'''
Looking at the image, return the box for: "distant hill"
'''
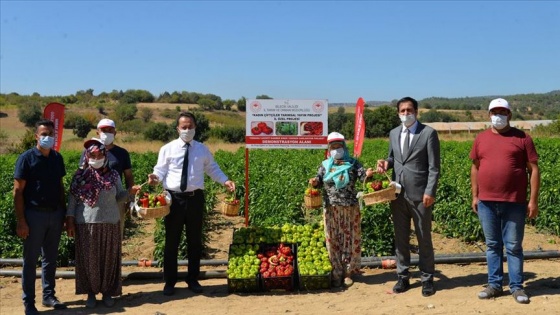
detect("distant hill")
[329,90,560,120]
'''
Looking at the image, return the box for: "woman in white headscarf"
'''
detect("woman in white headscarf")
[66,138,129,309]
[309,132,373,287]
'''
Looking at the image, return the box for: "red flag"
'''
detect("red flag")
[353,97,365,157]
[43,102,65,151]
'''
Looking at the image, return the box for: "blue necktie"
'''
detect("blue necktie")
[180,143,190,192]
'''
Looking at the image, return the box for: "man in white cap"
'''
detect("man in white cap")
[470,98,540,304]
[79,118,138,239]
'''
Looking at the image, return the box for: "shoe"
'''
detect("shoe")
[343,277,354,287]
[512,289,530,304]
[392,278,410,293]
[186,280,203,293]
[102,294,115,307]
[86,293,97,308]
[24,304,38,315]
[163,284,175,296]
[478,286,503,299]
[42,296,67,309]
[421,280,435,297]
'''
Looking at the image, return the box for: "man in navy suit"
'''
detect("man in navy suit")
[377,96,441,297]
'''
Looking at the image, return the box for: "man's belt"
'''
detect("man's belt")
[167,189,203,197]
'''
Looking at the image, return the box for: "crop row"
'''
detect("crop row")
[0,138,558,265]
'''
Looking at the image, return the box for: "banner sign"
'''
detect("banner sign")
[245,99,328,149]
[43,102,65,151]
[353,97,365,157]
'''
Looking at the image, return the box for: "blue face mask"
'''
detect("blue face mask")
[39,135,55,149]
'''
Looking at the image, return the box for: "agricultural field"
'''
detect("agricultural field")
[1,139,559,264]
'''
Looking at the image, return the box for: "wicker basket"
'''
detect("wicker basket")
[362,172,397,206]
[134,184,171,219]
[304,194,322,209]
[222,191,240,216]
[222,201,240,216]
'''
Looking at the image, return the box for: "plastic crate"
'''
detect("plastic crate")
[227,276,261,293]
[227,243,261,293]
[258,243,296,292]
[298,272,331,291]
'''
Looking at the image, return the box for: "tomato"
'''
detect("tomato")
[251,126,262,135]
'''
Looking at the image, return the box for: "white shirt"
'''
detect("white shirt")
[400,120,418,153]
[152,138,228,192]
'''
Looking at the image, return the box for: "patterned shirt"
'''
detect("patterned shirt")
[315,159,368,206]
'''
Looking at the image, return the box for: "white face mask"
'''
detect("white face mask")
[99,132,115,145]
[88,158,105,169]
[491,114,508,130]
[179,129,196,143]
[330,148,345,160]
[399,114,416,127]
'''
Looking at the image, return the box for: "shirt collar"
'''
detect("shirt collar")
[402,120,419,134]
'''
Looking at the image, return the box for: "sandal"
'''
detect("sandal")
[478,286,503,299]
[512,289,530,304]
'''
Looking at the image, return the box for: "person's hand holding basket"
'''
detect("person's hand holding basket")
[222,189,240,216]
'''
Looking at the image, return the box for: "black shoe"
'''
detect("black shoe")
[163,285,175,296]
[186,280,203,294]
[422,280,435,297]
[393,278,410,293]
[24,304,38,315]
[42,296,67,309]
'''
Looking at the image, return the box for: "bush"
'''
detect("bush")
[17,103,42,127]
[144,122,175,142]
[209,126,245,143]
[114,103,138,122]
[72,116,92,139]
[119,118,146,134]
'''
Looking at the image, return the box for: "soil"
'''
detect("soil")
[1,207,559,315]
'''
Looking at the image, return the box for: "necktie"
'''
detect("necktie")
[180,143,190,192]
[402,129,410,158]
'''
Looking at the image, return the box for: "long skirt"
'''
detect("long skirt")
[323,204,362,284]
[75,223,122,296]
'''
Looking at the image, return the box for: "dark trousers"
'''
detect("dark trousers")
[163,190,204,286]
[22,208,65,305]
[390,194,435,282]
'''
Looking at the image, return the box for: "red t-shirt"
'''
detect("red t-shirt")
[470,128,538,203]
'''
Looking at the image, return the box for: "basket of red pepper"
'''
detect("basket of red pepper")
[134,183,171,219]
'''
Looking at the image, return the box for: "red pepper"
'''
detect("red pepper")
[140,198,149,208]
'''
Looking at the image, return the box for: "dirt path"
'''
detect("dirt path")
[1,210,559,315]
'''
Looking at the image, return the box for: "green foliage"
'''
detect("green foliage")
[198,98,216,110]
[209,126,245,143]
[121,89,155,103]
[160,108,178,119]
[256,95,272,99]
[2,139,560,265]
[72,116,93,139]
[420,109,459,123]
[119,118,146,134]
[191,111,210,143]
[113,103,138,122]
[143,122,175,142]
[17,103,42,127]
[139,107,154,123]
[237,97,246,112]
[532,117,560,137]
[8,128,37,154]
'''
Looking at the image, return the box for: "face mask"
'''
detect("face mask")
[491,114,508,130]
[330,148,345,160]
[88,158,105,169]
[179,129,196,143]
[99,132,115,145]
[399,114,416,127]
[39,136,55,149]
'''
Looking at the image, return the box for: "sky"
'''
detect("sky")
[1,1,559,103]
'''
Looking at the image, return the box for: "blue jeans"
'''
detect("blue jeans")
[22,208,65,305]
[477,201,526,291]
